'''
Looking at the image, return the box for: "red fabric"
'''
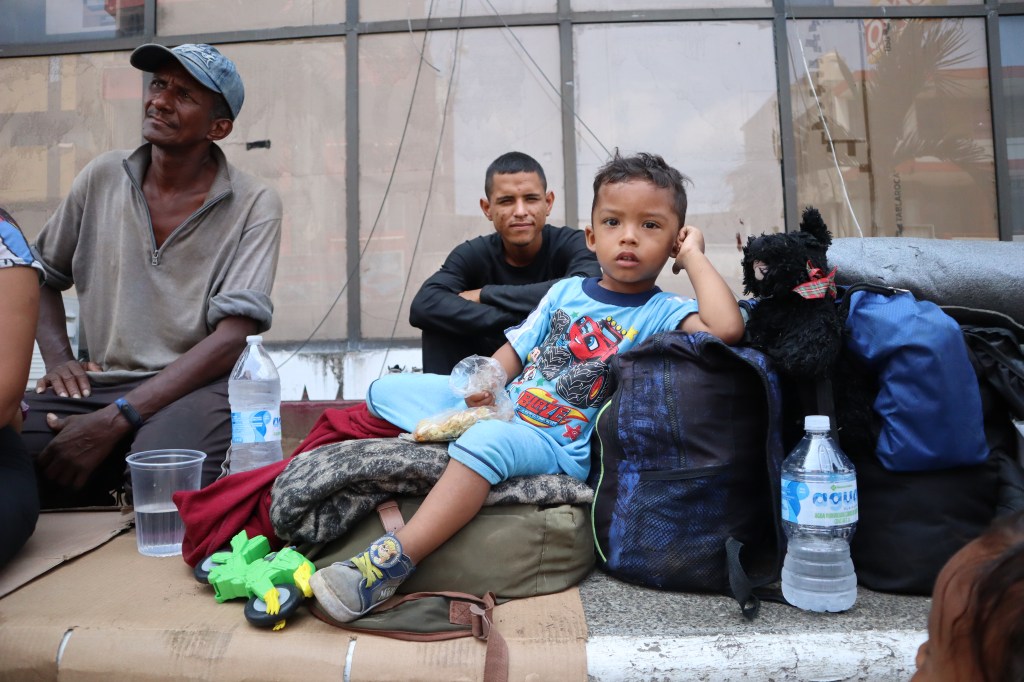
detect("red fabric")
[174,459,287,567]
[292,402,402,456]
[792,261,838,300]
[174,402,401,567]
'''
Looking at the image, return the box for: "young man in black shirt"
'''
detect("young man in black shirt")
[410,152,601,374]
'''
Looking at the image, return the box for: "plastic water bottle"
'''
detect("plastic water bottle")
[780,415,858,612]
[228,335,283,473]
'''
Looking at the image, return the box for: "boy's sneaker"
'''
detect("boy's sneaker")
[309,533,416,623]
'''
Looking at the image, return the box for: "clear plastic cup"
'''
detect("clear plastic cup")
[126,449,206,557]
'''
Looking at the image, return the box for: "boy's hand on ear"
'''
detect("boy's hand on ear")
[672,225,706,274]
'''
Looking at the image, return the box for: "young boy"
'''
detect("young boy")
[310,151,744,622]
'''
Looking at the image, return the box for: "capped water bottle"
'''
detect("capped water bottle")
[228,335,283,473]
[780,415,858,612]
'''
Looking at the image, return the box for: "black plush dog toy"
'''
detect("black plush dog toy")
[740,206,844,381]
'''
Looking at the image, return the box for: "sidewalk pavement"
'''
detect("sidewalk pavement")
[580,569,929,681]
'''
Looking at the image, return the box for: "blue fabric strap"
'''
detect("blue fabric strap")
[114,397,144,430]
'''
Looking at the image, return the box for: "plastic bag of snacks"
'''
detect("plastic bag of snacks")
[408,356,513,442]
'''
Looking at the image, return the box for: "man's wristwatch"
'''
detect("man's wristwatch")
[114,397,144,430]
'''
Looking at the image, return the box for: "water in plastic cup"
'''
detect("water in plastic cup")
[126,449,206,557]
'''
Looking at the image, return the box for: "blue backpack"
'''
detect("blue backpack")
[842,302,1023,595]
[589,331,786,619]
[840,283,988,472]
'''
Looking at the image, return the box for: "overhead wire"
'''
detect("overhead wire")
[482,0,611,159]
[276,0,441,369]
[377,0,467,379]
[785,12,864,237]
[375,1,612,376]
[280,2,611,377]
[786,35,843,217]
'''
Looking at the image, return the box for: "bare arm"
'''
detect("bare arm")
[410,244,521,336]
[119,315,256,420]
[491,342,524,385]
[673,226,744,345]
[0,268,39,428]
[37,315,257,489]
[34,285,100,398]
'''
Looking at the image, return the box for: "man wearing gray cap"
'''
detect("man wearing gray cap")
[23,44,282,507]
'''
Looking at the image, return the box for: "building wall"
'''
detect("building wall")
[3,0,1023,399]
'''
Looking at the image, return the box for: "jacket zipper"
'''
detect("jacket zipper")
[150,190,230,265]
[124,159,231,266]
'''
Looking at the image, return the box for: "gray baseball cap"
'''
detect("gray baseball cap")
[130,43,244,120]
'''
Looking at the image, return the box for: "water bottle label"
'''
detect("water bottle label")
[781,476,858,527]
[231,409,282,443]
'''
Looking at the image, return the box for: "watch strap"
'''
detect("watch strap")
[114,397,144,430]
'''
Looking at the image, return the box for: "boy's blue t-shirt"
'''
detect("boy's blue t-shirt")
[504,276,698,452]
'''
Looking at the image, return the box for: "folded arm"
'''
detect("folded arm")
[479,230,601,319]
[409,249,521,336]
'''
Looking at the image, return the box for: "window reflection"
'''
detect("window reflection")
[0,52,142,238]
[785,0,978,7]
[1001,16,1024,239]
[574,21,782,298]
[789,19,997,239]
[359,0,554,22]
[572,0,770,9]
[214,39,348,344]
[358,27,564,341]
[0,0,143,45]
[157,0,344,34]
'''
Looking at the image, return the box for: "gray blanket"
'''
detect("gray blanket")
[829,238,1023,322]
[269,437,594,544]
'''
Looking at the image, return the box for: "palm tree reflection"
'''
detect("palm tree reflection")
[792,19,994,238]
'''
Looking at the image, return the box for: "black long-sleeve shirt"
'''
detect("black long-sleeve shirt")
[410,224,601,373]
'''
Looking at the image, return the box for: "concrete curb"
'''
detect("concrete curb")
[587,629,924,681]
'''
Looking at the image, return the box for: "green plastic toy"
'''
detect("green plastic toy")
[194,530,315,630]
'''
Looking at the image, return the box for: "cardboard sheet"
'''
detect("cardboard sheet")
[0,521,588,681]
[0,509,134,599]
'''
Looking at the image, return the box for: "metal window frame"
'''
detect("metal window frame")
[1,0,1019,345]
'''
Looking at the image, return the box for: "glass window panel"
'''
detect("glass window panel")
[574,21,782,299]
[789,19,996,239]
[0,52,142,241]
[157,0,344,35]
[216,39,347,344]
[572,0,770,10]
[1002,16,1024,240]
[360,0,554,22]
[0,42,346,344]
[0,0,144,46]
[359,26,564,340]
[785,0,978,7]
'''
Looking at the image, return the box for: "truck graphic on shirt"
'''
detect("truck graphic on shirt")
[534,311,626,409]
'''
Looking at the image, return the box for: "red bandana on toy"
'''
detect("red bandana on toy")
[792,261,837,300]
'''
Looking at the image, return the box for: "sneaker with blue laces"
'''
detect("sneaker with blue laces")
[309,533,416,622]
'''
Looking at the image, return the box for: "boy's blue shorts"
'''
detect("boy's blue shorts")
[367,373,584,485]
